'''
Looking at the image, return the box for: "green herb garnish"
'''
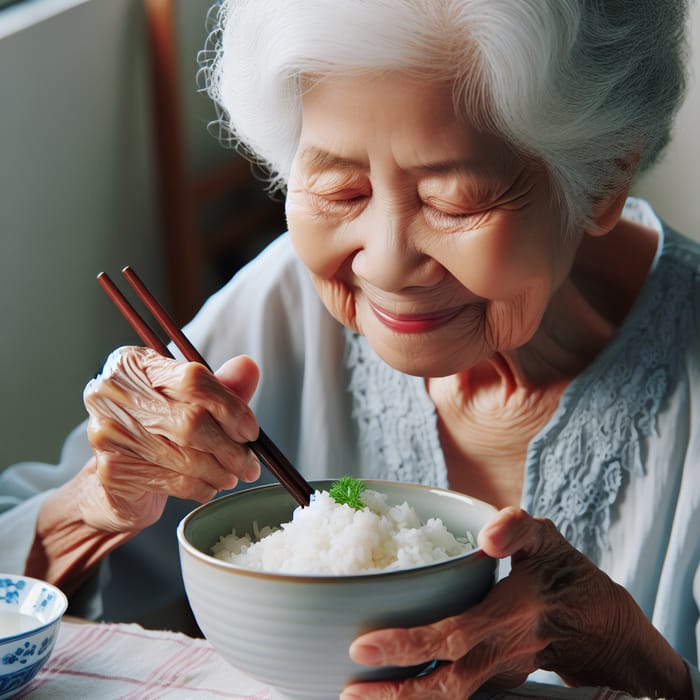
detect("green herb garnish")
[329,476,366,510]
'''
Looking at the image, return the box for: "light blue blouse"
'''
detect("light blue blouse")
[1,198,699,693]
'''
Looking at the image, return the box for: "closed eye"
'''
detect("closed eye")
[423,205,487,231]
[307,191,370,217]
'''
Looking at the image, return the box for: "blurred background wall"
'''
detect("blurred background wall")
[0,0,284,470]
[0,0,698,471]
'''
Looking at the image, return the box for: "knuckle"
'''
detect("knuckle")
[442,626,467,660]
[406,625,446,660]
[528,516,570,559]
[88,346,137,387]
[434,615,470,660]
[173,474,216,502]
[178,403,210,442]
[83,379,113,409]
[178,362,211,394]
[94,451,122,480]
[86,417,119,451]
[537,516,562,538]
[539,518,573,555]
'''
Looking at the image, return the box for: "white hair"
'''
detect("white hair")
[200,0,689,230]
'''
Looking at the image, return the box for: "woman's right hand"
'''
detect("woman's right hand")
[80,346,262,533]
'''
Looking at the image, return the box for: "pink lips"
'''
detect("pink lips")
[369,302,462,334]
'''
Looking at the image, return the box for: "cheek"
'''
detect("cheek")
[447,212,567,301]
[484,281,550,350]
[285,196,360,331]
[285,196,350,278]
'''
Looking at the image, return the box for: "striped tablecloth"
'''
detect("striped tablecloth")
[18,620,639,699]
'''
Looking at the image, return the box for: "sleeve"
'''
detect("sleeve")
[0,421,93,574]
[685,341,700,697]
[691,565,700,698]
[689,663,700,700]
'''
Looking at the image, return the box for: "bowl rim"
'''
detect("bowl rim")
[0,573,68,643]
[177,479,496,583]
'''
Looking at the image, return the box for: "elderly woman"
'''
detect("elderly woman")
[1,0,699,697]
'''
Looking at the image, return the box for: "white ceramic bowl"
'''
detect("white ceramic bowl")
[178,480,497,700]
[0,574,68,699]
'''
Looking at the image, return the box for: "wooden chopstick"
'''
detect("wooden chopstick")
[97,273,171,357]
[97,268,313,507]
[121,267,205,368]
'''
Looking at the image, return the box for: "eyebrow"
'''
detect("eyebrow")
[299,146,368,172]
[298,146,505,181]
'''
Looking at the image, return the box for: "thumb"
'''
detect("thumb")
[214,355,260,404]
[477,507,545,559]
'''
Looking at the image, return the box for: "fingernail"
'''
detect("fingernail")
[243,456,261,482]
[350,643,384,665]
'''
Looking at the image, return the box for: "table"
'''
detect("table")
[19,619,638,699]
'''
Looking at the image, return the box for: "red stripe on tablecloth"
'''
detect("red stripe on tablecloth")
[25,622,273,699]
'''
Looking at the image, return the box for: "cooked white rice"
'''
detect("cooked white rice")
[211,489,475,575]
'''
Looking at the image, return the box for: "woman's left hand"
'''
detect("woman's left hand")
[341,507,691,700]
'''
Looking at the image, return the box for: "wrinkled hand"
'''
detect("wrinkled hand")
[80,346,262,532]
[342,507,690,699]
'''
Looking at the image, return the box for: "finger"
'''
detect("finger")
[341,657,486,700]
[214,355,260,404]
[350,612,483,667]
[87,346,259,452]
[147,359,260,444]
[87,409,255,493]
[130,391,260,482]
[477,506,554,560]
[95,450,222,503]
[350,576,546,669]
[86,351,261,485]
[346,640,538,700]
[417,650,530,696]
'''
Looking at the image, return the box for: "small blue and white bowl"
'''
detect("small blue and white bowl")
[0,574,68,699]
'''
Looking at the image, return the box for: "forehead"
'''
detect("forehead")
[297,72,515,175]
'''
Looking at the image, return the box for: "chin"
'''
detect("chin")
[367,336,481,379]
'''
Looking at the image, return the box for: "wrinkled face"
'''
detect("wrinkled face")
[286,73,581,377]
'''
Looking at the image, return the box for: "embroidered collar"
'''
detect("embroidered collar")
[344,199,696,560]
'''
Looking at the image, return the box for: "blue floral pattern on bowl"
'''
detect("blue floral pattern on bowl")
[0,574,67,699]
[0,578,57,615]
[2,635,53,666]
[0,663,45,697]
[0,580,25,607]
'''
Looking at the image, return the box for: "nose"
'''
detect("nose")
[350,204,444,291]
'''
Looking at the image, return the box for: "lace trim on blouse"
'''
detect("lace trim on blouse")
[344,332,448,489]
[527,206,695,560]
[344,198,696,561]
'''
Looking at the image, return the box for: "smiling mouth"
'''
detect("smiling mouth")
[369,302,462,334]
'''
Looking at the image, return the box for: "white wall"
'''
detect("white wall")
[1,0,698,471]
[0,0,222,469]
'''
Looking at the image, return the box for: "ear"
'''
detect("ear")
[586,151,640,237]
[585,183,631,237]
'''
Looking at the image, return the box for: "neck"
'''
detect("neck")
[499,218,658,389]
